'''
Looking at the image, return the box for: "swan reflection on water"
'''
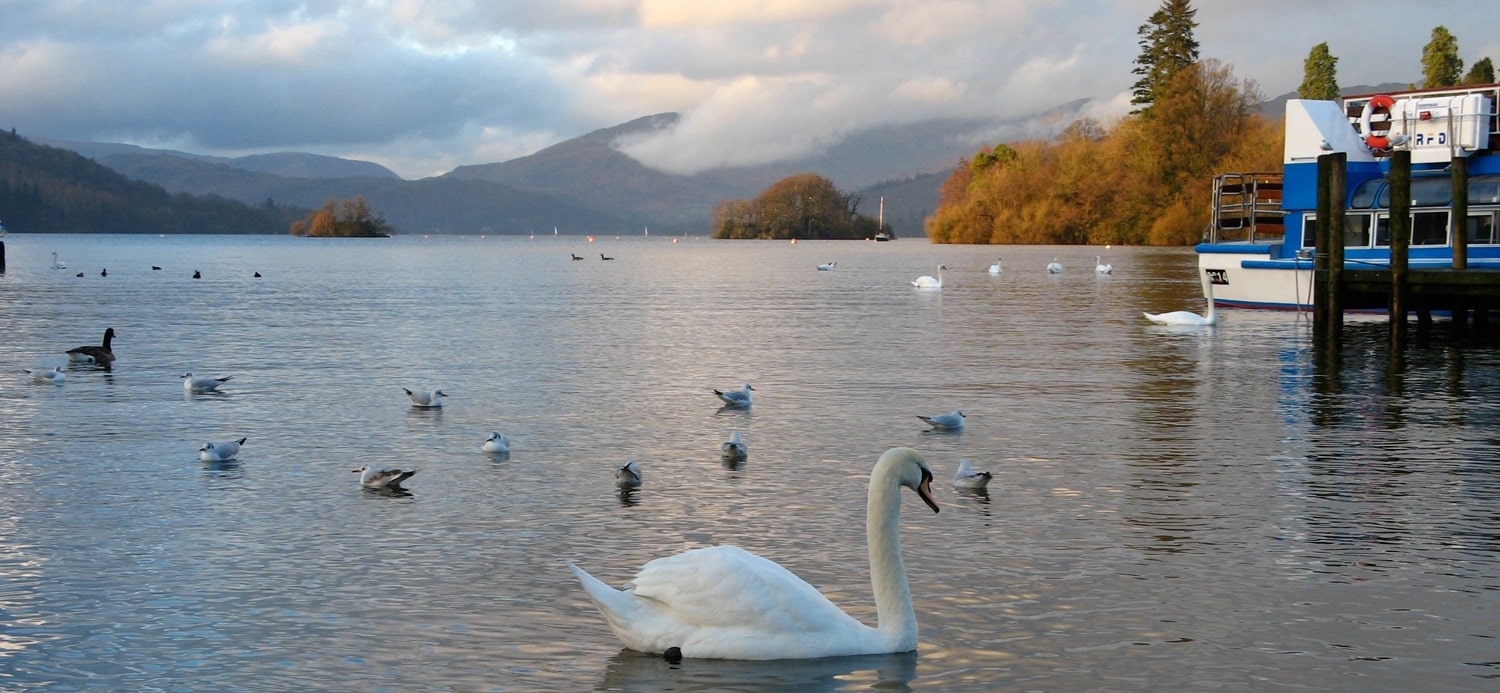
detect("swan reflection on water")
[600,649,918,692]
[617,488,640,507]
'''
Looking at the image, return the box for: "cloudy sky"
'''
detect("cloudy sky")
[3,0,1498,179]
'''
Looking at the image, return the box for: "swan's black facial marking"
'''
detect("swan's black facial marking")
[916,467,940,513]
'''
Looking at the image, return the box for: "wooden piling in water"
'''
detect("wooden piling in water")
[1452,157,1471,333]
[1313,153,1346,343]
[1389,151,1410,348]
[0,241,5,273]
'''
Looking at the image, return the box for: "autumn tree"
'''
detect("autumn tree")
[1298,42,1340,100]
[1130,0,1200,112]
[1421,26,1463,88]
[712,173,879,240]
[1465,57,1495,85]
[291,195,394,237]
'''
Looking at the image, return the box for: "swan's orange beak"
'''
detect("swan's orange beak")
[917,470,939,513]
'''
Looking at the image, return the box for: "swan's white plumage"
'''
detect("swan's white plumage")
[182,372,233,392]
[953,459,992,489]
[988,259,1002,275]
[721,430,747,462]
[51,252,67,269]
[1094,256,1113,274]
[817,261,836,271]
[917,410,965,430]
[1046,258,1063,274]
[482,431,510,454]
[404,387,445,407]
[1143,272,1218,326]
[911,265,945,289]
[199,437,246,462]
[570,446,939,660]
[713,383,753,407]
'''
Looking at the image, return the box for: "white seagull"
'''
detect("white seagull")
[952,459,992,489]
[911,265,945,289]
[713,383,754,408]
[404,388,445,408]
[568,447,940,660]
[182,372,233,392]
[199,437,246,463]
[354,465,417,489]
[482,431,511,454]
[1143,273,1218,326]
[917,410,965,430]
[1046,258,1063,274]
[721,430,747,462]
[1094,256,1113,274]
[25,367,66,384]
[616,459,642,488]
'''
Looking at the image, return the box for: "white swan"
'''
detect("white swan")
[721,430,747,462]
[1143,272,1218,326]
[713,383,753,408]
[25,367,65,384]
[1094,256,1113,274]
[569,446,939,660]
[199,437,246,463]
[482,431,510,454]
[182,372,233,392]
[403,387,445,408]
[988,258,1002,275]
[917,410,965,430]
[354,465,416,489]
[952,459,992,489]
[51,252,66,269]
[817,261,836,271]
[910,265,945,289]
[615,459,642,488]
[1046,258,1062,274]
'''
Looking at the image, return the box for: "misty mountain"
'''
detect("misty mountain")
[36,138,401,180]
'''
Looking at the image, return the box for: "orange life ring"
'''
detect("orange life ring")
[1360,94,1397,150]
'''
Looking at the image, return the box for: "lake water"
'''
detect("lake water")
[0,233,1497,691]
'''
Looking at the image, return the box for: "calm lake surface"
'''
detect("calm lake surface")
[0,233,1496,691]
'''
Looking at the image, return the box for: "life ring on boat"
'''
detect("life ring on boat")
[1359,94,1397,150]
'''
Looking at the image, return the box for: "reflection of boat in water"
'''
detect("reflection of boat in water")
[599,649,917,692]
[1197,84,1500,309]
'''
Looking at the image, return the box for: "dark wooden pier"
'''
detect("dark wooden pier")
[1313,151,1500,348]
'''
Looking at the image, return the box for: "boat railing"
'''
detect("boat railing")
[1345,84,1500,155]
[1208,172,1283,244]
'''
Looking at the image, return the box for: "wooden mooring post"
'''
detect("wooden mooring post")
[1389,150,1411,349]
[1313,153,1346,345]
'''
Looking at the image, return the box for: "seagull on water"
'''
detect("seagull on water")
[713,383,754,407]
[354,465,417,489]
[917,410,965,430]
[616,459,642,488]
[721,430,747,462]
[953,459,992,489]
[199,437,247,462]
[482,431,511,454]
[182,372,233,392]
[25,367,66,384]
[404,388,445,408]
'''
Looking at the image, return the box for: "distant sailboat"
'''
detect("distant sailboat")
[554,226,559,236]
[644,226,649,237]
[874,197,892,241]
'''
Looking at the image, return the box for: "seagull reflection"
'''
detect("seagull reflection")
[617,488,639,507]
[599,649,917,692]
[954,487,992,517]
[200,459,243,477]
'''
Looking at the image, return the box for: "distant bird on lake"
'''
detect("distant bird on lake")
[404,387,446,408]
[1095,256,1113,274]
[199,437,246,463]
[355,465,416,489]
[601,253,614,260]
[253,272,261,278]
[50,252,66,269]
[75,272,83,277]
[66,327,115,365]
[571,254,584,261]
[953,459,992,489]
[721,430,747,463]
[1046,258,1062,274]
[482,431,511,454]
[152,265,162,270]
[615,459,642,488]
[917,410,965,431]
[1143,274,1218,326]
[818,261,836,271]
[100,268,107,277]
[192,270,201,279]
[713,383,754,408]
[182,372,233,393]
[911,265,945,289]
[25,366,65,385]
[988,258,1002,275]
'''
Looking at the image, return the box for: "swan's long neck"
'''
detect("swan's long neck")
[867,470,917,648]
[1201,271,1216,322]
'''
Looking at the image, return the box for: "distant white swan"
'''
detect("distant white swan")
[988,258,1002,275]
[25,367,65,384]
[404,387,446,408]
[1143,272,1218,326]
[721,430,747,462]
[182,372,233,392]
[817,261,836,271]
[952,459,992,489]
[568,446,939,660]
[1046,258,1062,274]
[1094,256,1113,274]
[355,465,416,489]
[199,437,246,462]
[51,252,66,269]
[917,410,965,430]
[482,431,511,454]
[615,459,642,488]
[911,265,945,289]
[714,383,754,408]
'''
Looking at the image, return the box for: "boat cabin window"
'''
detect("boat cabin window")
[1363,174,1500,208]
[1376,177,1455,208]
[1300,214,1373,248]
[1373,211,1450,247]
[1351,179,1383,209]
[1469,213,1498,245]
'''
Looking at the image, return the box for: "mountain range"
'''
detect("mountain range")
[29,84,1399,237]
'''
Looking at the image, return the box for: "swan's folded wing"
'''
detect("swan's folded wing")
[628,546,865,634]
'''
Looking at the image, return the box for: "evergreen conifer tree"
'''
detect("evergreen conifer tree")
[1298,43,1340,100]
[1130,0,1200,112]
